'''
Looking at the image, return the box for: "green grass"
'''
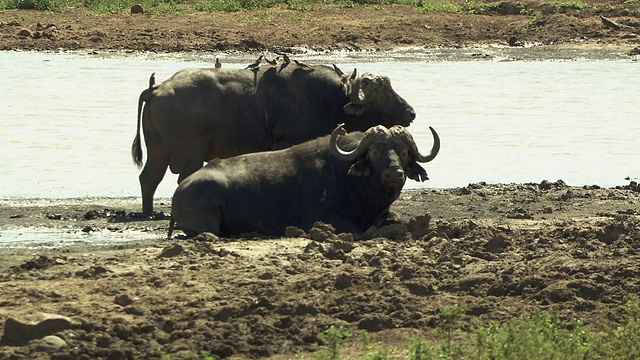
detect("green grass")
[0,0,465,13]
[0,0,632,14]
[311,294,640,360]
[539,0,588,12]
[416,0,462,12]
[1,0,69,11]
[0,0,621,14]
[315,325,353,360]
[554,0,587,11]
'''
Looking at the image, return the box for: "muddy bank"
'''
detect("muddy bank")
[1,3,640,56]
[1,183,640,358]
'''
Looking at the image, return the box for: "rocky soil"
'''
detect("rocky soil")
[1,182,640,358]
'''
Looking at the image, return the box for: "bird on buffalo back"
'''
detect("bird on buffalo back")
[293,59,312,69]
[245,55,263,69]
[266,57,279,67]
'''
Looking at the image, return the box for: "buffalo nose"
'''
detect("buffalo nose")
[384,168,405,183]
[408,108,416,120]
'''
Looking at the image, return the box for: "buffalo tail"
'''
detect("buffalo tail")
[132,87,154,167]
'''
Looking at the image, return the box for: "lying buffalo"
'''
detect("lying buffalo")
[170,124,440,237]
[132,60,416,214]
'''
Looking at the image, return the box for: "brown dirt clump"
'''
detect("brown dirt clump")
[1,182,640,358]
[0,2,639,53]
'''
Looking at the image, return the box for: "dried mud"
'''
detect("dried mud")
[1,183,640,358]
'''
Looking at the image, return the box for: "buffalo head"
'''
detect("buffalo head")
[343,73,416,129]
[330,124,440,200]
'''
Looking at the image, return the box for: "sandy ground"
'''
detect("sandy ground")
[1,1,640,358]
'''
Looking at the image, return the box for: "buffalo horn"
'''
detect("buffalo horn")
[349,73,380,106]
[349,76,366,105]
[330,124,379,162]
[393,126,440,163]
[349,68,358,81]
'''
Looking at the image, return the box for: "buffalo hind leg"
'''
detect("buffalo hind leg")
[139,146,170,215]
[172,187,224,236]
[184,210,222,237]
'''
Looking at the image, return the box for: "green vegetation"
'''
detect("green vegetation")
[0,0,506,14]
[311,294,640,360]
[1,0,68,11]
[415,0,462,12]
[0,0,628,15]
[315,325,353,360]
[553,0,587,11]
[465,0,502,13]
[602,0,640,14]
[624,0,640,10]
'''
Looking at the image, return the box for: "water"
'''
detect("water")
[1,50,639,202]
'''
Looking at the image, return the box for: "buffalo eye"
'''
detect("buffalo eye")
[369,149,380,159]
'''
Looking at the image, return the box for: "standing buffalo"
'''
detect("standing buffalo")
[170,124,440,237]
[132,61,416,214]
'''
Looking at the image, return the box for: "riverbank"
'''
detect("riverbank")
[1,183,640,358]
[1,2,639,55]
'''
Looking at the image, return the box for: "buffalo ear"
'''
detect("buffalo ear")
[348,155,370,176]
[406,162,429,182]
[343,103,366,116]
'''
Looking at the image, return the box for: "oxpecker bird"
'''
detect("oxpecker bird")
[293,59,312,69]
[266,57,279,66]
[215,58,222,68]
[149,72,156,88]
[245,55,263,69]
[332,64,344,76]
[278,54,291,72]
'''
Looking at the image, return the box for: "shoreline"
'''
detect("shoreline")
[2,181,639,249]
[2,178,638,203]
[2,4,639,56]
[4,42,639,62]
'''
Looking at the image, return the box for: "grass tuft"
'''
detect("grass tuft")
[311,295,640,360]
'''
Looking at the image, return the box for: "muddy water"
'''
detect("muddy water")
[1,50,639,202]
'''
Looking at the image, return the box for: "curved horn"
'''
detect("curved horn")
[349,76,366,105]
[393,126,440,163]
[414,126,440,162]
[349,73,380,106]
[349,68,358,81]
[330,124,374,162]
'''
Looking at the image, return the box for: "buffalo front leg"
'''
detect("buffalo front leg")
[308,213,363,234]
[139,147,170,215]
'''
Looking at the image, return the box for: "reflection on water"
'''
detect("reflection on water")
[0,228,155,248]
[1,50,639,201]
